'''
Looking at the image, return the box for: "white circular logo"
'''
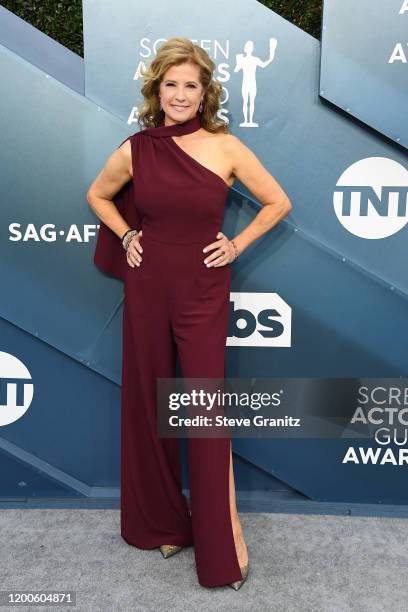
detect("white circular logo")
[0,351,34,426]
[333,157,408,239]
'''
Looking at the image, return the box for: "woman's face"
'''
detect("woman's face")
[159,62,204,125]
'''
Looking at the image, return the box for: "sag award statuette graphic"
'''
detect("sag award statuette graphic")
[235,37,278,127]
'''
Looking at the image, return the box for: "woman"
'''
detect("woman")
[88,37,292,590]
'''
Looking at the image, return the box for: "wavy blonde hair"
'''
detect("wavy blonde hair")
[137,37,229,134]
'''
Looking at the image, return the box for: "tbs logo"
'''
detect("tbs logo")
[227,293,291,347]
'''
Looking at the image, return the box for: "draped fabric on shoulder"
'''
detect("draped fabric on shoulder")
[93,136,141,281]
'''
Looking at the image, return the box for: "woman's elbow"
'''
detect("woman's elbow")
[281,195,292,214]
[86,188,97,208]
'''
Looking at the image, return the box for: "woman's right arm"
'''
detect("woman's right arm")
[86,139,134,239]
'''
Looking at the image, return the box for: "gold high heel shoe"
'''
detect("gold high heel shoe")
[229,563,249,590]
[159,545,183,559]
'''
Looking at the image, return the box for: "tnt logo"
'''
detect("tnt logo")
[333,157,408,239]
[0,351,33,426]
[227,293,291,347]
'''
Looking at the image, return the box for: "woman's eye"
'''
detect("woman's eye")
[165,83,196,88]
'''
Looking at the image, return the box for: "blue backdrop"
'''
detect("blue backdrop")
[0,0,407,506]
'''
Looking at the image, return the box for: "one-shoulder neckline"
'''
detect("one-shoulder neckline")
[138,113,231,189]
[139,113,231,189]
[168,137,230,189]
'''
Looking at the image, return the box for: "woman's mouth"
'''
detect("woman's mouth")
[172,105,189,111]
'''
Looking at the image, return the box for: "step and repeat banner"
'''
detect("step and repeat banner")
[0,0,407,504]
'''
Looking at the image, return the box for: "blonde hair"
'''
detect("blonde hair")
[137,37,229,134]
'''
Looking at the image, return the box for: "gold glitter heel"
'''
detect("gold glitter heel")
[159,545,183,558]
[229,563,249,591]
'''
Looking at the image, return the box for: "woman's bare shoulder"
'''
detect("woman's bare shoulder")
[204,131,242,156]
[219,132,242,150]
[201,129,238,150]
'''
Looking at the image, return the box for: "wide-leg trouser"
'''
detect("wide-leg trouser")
[120,235,242,587]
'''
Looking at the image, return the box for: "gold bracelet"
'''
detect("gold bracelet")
[122,229,138,251]
[230,239,239,260]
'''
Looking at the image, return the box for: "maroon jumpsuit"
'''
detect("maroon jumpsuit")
[94,113,242,587]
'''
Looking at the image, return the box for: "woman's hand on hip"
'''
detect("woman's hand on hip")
[202,232,237,267]
[126,230,143,267]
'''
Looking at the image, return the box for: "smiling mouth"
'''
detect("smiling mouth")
[172,105,189,109]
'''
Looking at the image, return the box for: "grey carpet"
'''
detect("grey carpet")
[0,509,407,611]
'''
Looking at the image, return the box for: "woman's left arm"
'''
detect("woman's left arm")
[224,133,292,257]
